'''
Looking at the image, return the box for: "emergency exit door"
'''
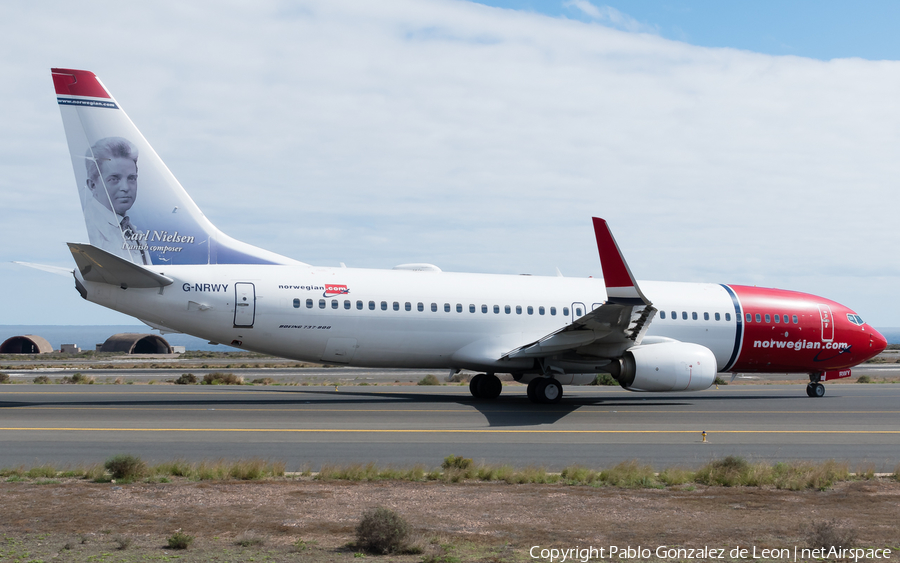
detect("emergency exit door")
[234,283,256,328]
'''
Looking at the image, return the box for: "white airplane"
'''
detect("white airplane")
[47,68,886,403]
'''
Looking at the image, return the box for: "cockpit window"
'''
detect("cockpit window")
[847,313,865,326]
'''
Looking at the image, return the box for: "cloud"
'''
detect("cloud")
[563,1,659,34]
[0,0,898,325]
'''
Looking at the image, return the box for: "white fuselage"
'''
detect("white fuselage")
[82,264,740,379]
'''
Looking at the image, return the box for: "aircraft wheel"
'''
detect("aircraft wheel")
[806,383,815,397]
[526,378,540,403]
[536,378,563,404]
[479,374,502,400]
[813,383,826,397]
[469,374,484,398]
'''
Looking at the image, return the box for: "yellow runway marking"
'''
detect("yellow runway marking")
[0,427,899,434]
[3,406,899,415]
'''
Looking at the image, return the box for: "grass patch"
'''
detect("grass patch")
[62,372,95,384]
[0,373,9,383]
[856,375,872,383]
[234,532,266,547]
[32,375,51,384]
[805,518,856,550]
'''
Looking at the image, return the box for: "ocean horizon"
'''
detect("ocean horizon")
[2,325,899,354]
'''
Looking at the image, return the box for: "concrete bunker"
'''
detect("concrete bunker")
[99,333,173,354]
[0,335,54,354]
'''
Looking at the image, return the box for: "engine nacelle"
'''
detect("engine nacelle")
[616,342,717,392]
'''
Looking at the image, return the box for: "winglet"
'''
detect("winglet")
[592,217,650,306]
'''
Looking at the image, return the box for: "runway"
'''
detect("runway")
[2,373,899,471]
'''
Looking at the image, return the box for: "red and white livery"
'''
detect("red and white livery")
[46,68,886,403]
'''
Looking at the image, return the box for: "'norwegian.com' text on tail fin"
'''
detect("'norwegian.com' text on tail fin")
[52,68,300,266]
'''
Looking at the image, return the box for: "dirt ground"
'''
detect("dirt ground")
[1,477,898,562]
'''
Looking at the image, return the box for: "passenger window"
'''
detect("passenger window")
[431,303,437,312]
[319,299,326,309]
[725,313,731,321]
[692,312,698,320]
[344,300,351,310]
[393,302,400,311]
[381,301,388,311]
[774,314,781,323]
[293,298,300,308]
[505,305,511,314]
[404,302,411,311]
[481,304,488,314]
[671,311,676,319]
[457,303,463,313]
[704,312,709,321]
[332,299,339,309]
[714,312,720,321]
[356,300,363,310]
[746,313,752,322]
[660,311,666,319]
[527,306,534,315]
[755,314,761,323]
[792,315,798,324]
[550,307,556,316]
[539,306,545,315]
[764,314,770,323]
[517,306,523,314]
[444,303,451,312]
[493,305,500,314]
[470,304,476,313]
[307,299,313,309]
[563,307,569,316]
[575,307,583,316]
[417,302,424,312]
[682,311,687,320]
[369,300,375,310]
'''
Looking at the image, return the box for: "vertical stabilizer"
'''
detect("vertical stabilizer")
[52,68,300,266]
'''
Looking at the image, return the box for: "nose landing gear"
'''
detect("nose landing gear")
[806,373,825,397]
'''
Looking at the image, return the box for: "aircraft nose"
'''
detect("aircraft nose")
[869,327,887,356]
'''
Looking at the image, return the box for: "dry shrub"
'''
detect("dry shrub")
[0,373,9,383]
[417,374,440,386]
[355,506,411,554]
[175,373,197,385]
[805,518,855,550]
[32,375,51,384]
[104,454,147,481]
[167,531,193,549]
[202,372,243,385]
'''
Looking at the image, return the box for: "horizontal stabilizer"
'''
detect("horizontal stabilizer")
[68,243,173,289]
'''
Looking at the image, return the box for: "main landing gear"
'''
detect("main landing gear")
[469,373,503,400]
[526,377,563,404]
[806,373,825,397]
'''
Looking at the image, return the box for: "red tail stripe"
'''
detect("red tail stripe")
[51,68,110,98]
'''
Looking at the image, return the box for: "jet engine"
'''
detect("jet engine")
[611,342,717,392]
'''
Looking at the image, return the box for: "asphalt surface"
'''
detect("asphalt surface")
[1,364,899,471]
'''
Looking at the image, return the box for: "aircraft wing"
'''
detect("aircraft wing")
[503,218,656,363]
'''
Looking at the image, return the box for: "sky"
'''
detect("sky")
[1,0,898,327]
